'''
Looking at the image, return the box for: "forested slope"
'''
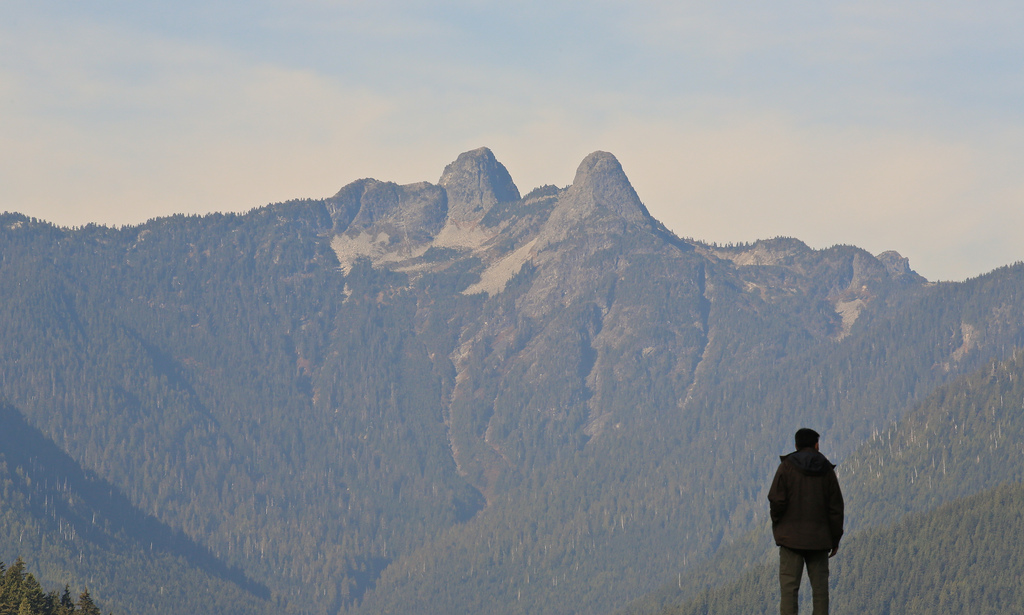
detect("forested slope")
[0,209,483,611]
[0,402,272,615]
[656,481,1024,615]
[620,264,1024,615]
[628,345,1024,615]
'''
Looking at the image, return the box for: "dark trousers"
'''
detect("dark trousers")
[779,546,829,615]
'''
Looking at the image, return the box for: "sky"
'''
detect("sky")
[2,1,1024,281]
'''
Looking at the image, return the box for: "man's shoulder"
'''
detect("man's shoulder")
[784,449,835,476]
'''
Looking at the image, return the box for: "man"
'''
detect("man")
[768,428,844,615]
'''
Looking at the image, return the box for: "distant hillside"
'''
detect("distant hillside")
[0,401,272,615]
[3,148,1024,614]
[650,481,1024,615]
[841,348,1024,529]
[626,346,1024,615]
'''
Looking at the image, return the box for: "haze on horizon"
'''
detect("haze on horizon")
[3,1,1024,282]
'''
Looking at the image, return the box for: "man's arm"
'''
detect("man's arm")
[767,464,788,524]
[827,470,844,556]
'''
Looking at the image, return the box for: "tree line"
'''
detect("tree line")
[0,558,104,615]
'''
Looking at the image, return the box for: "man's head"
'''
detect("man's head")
[794,428,820,450]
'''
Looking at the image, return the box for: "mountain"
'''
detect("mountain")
[2,147,1024,614]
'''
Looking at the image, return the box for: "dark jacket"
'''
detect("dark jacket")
[768,448,844,551]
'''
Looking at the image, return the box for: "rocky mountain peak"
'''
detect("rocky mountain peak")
[328,178,447,241]
[877,250,919,278]
[438,147,520,225]
[565,151,650,224]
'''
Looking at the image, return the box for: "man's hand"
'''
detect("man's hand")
[829,546,839,558]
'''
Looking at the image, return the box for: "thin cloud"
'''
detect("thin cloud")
[0,19,399,225]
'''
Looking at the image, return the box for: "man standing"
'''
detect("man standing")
[768,428,844,615]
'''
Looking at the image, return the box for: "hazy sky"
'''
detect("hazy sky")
[3,1,1023,280]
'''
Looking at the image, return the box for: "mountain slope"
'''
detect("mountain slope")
[0,400,271,615]
[626,343,1024,615]
[654,480,1024,615]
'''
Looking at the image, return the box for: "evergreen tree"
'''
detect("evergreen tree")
[56,586,74,615]
[75,591,99,615]
[18,576,46,615]
[1,559,27,615]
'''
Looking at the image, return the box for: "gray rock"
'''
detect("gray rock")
[327,178,448,242]
[876,250,916,277]
[564,151,650,224]
[438,147,520,225]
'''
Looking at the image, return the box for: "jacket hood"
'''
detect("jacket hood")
[780,449,835,476]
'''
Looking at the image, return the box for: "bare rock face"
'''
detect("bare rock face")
[533,151,651,252]
[877,250,917,278]
[564,151,650,224]
[438,147,520,225]
[325,178,448,273]
[326,178,448,242]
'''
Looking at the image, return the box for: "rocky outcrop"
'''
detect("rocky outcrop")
[326,179,448,273]
[551,151,650,227]
[568,151,650,223]
[877,250,917,278]
[327,179,448,242]
[438,147,520,226]
[529,151,652,256]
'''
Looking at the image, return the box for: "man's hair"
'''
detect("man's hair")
[794,428,820,449]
